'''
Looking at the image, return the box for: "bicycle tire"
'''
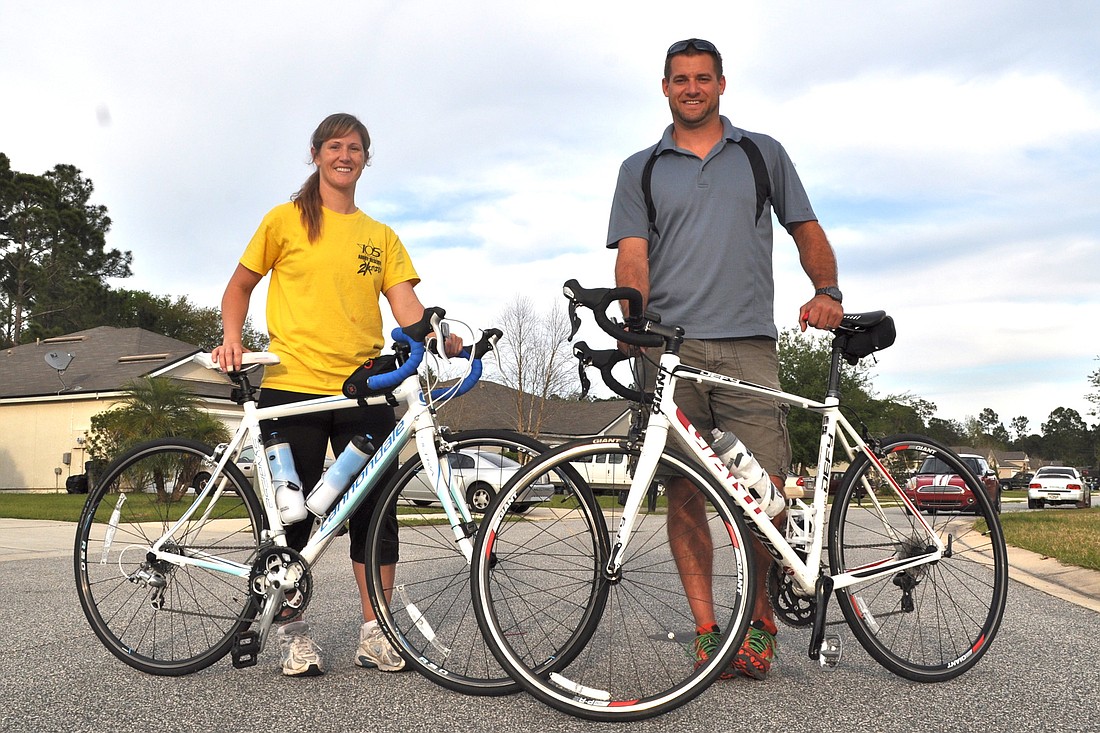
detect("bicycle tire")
[472,440,754,721]
[364,429,556,695]
[829,433,1008,682]
[74,437,264,675]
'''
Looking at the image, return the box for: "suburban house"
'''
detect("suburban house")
[993,450,1031,480]
[951,446,1036,483]
[429,380,631,443]
[0,326,631,492]
[0,327,241,491]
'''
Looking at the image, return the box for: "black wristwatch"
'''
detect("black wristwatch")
[815,286,843,303]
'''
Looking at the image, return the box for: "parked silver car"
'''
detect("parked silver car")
[401,448,553,513]
[184,445,255,493]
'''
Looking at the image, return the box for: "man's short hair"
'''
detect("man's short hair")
[664,38,723,79]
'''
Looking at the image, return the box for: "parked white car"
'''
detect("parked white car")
[565,452,665,509]
[569,451,633,492]
[401,449,553,513]
[1027,466,1091,509]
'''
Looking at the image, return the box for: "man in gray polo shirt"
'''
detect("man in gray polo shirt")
[607,38,844,681]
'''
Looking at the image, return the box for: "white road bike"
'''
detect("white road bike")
[470,281,1008,721]
[74,308,556,695]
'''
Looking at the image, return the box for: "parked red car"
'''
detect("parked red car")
[904,453,1001,514]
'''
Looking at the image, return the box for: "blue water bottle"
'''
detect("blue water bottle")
[265,434,307,523]
[305,434,375,515]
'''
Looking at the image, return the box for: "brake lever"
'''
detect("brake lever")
[567,299,581,341]
[575,348,591,399]
[426,317,451,359]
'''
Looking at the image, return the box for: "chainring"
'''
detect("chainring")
[249,546,313,622]
[767,563,816,628]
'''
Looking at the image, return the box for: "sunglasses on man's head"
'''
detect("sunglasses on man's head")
[666,38,719,56]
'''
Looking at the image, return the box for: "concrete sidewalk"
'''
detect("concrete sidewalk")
[2,517,1098,613]
[0,518,77,563]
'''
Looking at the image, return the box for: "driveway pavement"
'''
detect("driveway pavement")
[3,516,1098,733]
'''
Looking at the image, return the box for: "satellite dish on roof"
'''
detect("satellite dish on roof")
[45,351,74,372]
[45,351,77,393]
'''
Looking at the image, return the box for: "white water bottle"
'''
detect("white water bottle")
[710,429,785,517]
[305,434,375,516]
[265,435,308,523]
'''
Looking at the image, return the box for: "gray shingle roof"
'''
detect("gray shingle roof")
[1,326,629,439]
[0,326,203,399]
[427,381,630,439]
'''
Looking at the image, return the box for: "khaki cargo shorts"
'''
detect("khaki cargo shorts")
[641,337,791,479]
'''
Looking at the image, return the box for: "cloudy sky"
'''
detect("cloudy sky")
[3,1,1098,434]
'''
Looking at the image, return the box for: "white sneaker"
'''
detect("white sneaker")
[277,620,324,677]
[355,621,405,672]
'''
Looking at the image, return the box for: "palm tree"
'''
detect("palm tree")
[87,377,231,502]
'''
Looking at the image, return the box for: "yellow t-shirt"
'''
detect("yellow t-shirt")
[240,201,419,395]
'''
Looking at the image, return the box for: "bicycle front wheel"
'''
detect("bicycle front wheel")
[829,434,1008,682]
[472,440,754,722]
[74,438,264,675]
[364,429,553,695]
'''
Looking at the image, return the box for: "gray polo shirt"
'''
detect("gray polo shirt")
[606,116,816,340]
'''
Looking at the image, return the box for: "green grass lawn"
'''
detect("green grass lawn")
[997,507,1100,571]
[0,492,91,521]
[0,491,252,522]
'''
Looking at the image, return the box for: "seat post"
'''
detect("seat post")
[230,368,262,406]
[826,345,844,400]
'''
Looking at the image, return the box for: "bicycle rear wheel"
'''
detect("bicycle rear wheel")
[364,429,555,695]
[74,438,264,675]
[472,441,754,721]
[829,434,1008,682]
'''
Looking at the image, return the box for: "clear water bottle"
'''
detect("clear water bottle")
[710,428,785,517]
[265,434,307,523]
[305,434,375,516]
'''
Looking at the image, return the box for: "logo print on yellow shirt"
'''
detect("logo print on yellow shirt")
[358,242,382,276]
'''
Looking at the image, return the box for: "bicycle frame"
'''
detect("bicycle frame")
[610,350,945,599]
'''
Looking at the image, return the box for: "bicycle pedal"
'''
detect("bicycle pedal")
[818,635,842,671]
[231,629,260,669]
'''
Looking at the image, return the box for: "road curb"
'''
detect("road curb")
[1004,544,1100,613]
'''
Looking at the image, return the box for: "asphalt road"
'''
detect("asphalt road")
[2,531,1098,733]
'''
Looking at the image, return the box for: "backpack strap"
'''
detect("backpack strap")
[737,135,770,226]
[642,134,771,236]
[641,147,663,236]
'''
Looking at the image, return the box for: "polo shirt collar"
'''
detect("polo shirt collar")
[656,115,744,155]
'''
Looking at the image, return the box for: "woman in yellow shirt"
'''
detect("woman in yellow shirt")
[214,113,455,677]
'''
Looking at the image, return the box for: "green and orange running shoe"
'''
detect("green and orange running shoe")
[733,619,778,680]
[693,626,735,680]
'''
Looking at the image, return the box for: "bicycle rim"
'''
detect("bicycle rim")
[365,429,552,695]
[829,434,1008,682]
[74,438,263,675]
[473,441,753,721]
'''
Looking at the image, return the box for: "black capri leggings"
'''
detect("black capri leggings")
[258,387,399,565]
